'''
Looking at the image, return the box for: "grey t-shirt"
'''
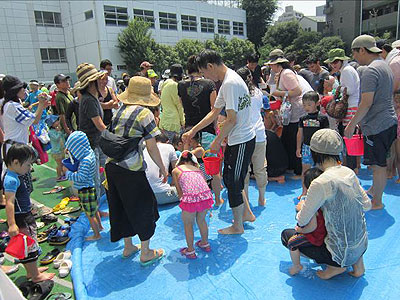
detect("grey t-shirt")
[299,68,329,91]
[79,92,104,148]
[360,58,397,136]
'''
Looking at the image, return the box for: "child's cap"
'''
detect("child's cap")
[45,115,59,128]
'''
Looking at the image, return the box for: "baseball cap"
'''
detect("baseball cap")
[310,129,343,155]
[140,61,153,68]
[54,74,71,84]
[351,35,382,53]
[392,40,400,48]
[147,69,158,78]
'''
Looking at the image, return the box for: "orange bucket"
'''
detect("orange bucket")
[344,134,364,156]
[202,150,222,175]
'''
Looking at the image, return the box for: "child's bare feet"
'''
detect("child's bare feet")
[27,267,49,279]
[396,178,400,184]
[316,266,346,280]
[371,203,384,210]
[242,211,256,223]
[289,264,303,275]
[214,198,224,206]
[32,272,55,283]
[258,198,266,206]
[291,175,302,180]
[218,225,244,235]
[349,256,365,277]
[85,234,101,241]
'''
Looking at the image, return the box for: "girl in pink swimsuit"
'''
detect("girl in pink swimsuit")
[172,151,214,259]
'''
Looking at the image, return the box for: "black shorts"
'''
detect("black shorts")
[363,124,397,167]
[223,138,255,208]
[281,229,340,267]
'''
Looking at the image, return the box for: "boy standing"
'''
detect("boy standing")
[64,131,101,241]
[5,144,54,282]
[296,91,329,198]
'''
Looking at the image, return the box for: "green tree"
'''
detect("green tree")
[222,37,256,69]
[286,31,322,64]
[262,21,300,50]
[174,39,205,66]
[312,36,346,63]
[240,0,278,48]
[258,44,274,63]
[117,19,156,74]
[151,44,179,74]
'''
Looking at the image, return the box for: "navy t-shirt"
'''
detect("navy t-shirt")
[3,171,31,214]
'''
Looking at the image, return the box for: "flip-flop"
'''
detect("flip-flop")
[195,240,211,252]
[60,206,81,215]
[122,244,141,259]
[0,231,9,239]
[37,232,48,243]
[140,249,165,267]
[48,236,71,246]
[40,249,61,265]
[29,280,54,300]
[41,214,58,225]
[68,196,80,202]
[47,292,72,300]
[52,198,70,214]
[43,186,66,195]
[36,221,45,229]
[5,264,20,275]
[179,247,197,259]
[18,280,35,298]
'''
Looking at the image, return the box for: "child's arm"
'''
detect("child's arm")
[5,192,19,237]
[191,146,204,159]
[172,168,183,199]
[296,127,303,158]
[66,158,93,183]
[295,214,317,234]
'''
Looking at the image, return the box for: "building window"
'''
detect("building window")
[104,5,128,26]
[201,17,214,33]
[40,48,67,63]
[34,11,62,27]
[218,19,230,35]
[181,15,197,32]
[117,65,127,71]
[233,21,244,35]
[340,17,343,23]
[133,9,155,28]
[85,10,93,20]
[159,12,177,30]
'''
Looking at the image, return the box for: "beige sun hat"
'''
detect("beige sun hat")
[351,35,382,53]
[265,56,289,65]
[118,76,160,107]
[70,81,81,94]
[76,63,103,90]
[310,129,343,155]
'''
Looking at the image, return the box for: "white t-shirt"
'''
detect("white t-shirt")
[3,101,35,144]
[107,76,117,94]
[340,61,360,108]
[214,68,256,146]
[0,98,4,131]
[143,142,177,193]
[250,88,266,143]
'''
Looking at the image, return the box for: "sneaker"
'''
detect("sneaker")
[56,175,68,182]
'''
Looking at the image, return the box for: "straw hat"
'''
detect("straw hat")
[75,63,103,90]
[265,56,289,65]
[324,48,351,64]
[70,81,81,94]
[118,76,160,107]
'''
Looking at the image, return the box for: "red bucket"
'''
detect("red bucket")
[344,134,364,156]
[269,100,282,111]
[202,150,222,175]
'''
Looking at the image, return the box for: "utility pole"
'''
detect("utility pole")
[360,0,363,35]
[397,0,400,39]
[369,8,378,36]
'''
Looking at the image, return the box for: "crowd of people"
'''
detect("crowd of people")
[0,33,399,284]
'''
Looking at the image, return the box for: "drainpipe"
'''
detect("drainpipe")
[397,0,400,39]
[359,0,363,35]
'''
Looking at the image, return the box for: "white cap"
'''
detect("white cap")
[392,40,400,48]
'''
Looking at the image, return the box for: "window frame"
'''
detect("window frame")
[85,10,94,20]
[133,9,155,28]
[232,21,244,35]
[104,5,128,27]
[181,14,197,32]
[218,19,230,35]
[40,48,67,63]
[34,10,62,27]
[200,17,214,33]
[159,12,177,30]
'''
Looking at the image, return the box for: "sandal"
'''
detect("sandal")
[40,249,61,265]
[179,247,197,259]
[195,240,211,252]
[48,236,71,246]
[52,198,70,214]
[47,292,72,300]
[69,196,80,202]
[140,249,165,266]
[30,280,54,300]
[60,206,81,215]
[41,214,58,225]
[0,231,9,239]
[37,232,48,243]
[43,186,66,195]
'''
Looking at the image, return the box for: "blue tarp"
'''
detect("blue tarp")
[68,167,400,300]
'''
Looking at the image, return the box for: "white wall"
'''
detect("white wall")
[299,17,318,32]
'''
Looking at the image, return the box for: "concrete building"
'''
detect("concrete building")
[324,0,399,47]
[316,5,325,17]
[276,6,304,23]
[0,0,247,82]
[299,16,326,33]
